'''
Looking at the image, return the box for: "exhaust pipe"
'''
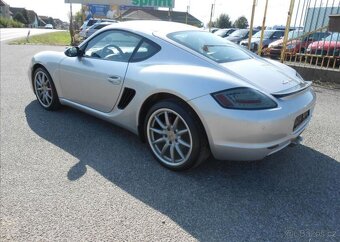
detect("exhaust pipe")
[289,136,303,147]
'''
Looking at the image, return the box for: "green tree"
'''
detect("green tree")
[214,14,232,29]
[74,11,84,29]
[233,16,249,29]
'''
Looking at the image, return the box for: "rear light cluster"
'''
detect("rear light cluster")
[212,87,278,110]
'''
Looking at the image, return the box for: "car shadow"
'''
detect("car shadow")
[25,101,340,241]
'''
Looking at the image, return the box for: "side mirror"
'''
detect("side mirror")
[65,46,81,57]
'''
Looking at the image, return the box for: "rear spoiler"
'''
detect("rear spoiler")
[271,81,312,98]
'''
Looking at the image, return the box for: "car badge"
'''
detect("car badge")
[282,79,294,85]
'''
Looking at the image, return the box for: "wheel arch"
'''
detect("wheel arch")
[137,93,209,148]
[31,63,46,88]
[31,63,62,98]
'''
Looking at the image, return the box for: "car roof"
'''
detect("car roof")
[264,29,285,32]
[101,20,197,35]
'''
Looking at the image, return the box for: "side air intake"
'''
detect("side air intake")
[118,88,136,110]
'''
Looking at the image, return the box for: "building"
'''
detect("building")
[26,10,39,28]
[10,7,40,27]
[39,15,56,28]
[0,0,12,19]
[304,7,340,32]
[120,9,203,27]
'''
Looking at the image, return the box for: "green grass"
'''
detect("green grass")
[0,17,24,28]
[10,31,71,46]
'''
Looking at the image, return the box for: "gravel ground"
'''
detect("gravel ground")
[1,43,339,241]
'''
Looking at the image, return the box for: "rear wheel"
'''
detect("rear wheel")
[145,100,209,171]
[33,67,60,111]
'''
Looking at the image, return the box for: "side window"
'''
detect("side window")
[94,24,105,29]
[84,30,142,62]
[130,40,161,62]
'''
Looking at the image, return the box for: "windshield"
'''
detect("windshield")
[325,33,340,41]
[252,30,274,38]
[288,30,304,39]
[168,31,252,63]
[214,29,229,36]
[229,29,248,38]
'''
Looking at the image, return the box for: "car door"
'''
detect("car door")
[59,30,142,113]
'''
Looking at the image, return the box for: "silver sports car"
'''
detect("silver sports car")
[29,21,316,170]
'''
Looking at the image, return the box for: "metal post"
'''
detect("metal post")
[248,0,257,50]
[280,0,295,62]
[258,0,269,56]
[186,5,189,24]
[69,3,74,45]
[26,30,30,43]
[209,4,214,32]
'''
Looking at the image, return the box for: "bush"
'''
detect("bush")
[0,17,24,28]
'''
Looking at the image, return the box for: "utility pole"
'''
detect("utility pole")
[186,5,189,24]
[248,0,257,50]
[258,0,269,56]
[209,0,217,31]
[209,4,214,32]
[69,3,74,46]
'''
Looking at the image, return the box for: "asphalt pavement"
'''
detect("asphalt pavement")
[1,43,339,241]
[0,28,62,42]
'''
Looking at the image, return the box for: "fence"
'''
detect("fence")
[251,0,340,71]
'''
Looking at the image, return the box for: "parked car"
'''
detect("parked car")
[267,30,330,59]
[44,24,53,29]
[225,29,259,44]
[306,32,340,57]
[29,21,315,171]
[210,27,220,33]
[80,19,117,38]
[214,28,238,38]
[240,30,285,52]
[84,22,114,39]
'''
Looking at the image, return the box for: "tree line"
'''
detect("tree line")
[211,14,249,29]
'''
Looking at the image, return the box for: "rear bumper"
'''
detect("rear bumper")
[189,88,316,161]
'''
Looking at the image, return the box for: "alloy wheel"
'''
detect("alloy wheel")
[147,108,193,166]
[34,70,53,108]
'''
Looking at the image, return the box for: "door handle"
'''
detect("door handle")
[107,76,121,85]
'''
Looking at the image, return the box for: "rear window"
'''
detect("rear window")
[87,19,98,27]
[167,31,251,63]
[325,32,340,42]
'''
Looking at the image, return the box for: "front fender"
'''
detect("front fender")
[30,51,66,98]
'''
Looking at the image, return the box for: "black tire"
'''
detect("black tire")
[144,99,210,171]
[33,67,61,111]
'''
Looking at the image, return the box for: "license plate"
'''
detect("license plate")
[294,110,310,130]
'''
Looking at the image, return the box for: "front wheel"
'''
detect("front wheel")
[145,100,209,171]
[33,67,60,111]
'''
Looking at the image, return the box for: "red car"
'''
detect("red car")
[307,32,340,57]
[268,30,330,59]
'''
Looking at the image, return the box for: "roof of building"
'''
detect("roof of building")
[10,7,28,23]
[39,15,49,21]
[120,9,203,27]
[0,0,9,7]
[38,16,46,26]
[26,10,38,24]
